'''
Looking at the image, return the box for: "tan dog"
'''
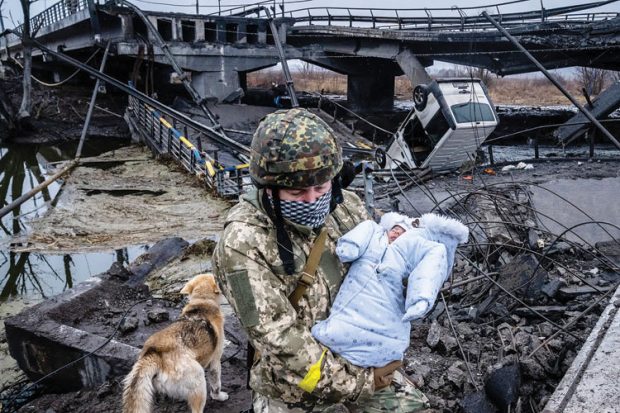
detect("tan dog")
[122,274,229,413]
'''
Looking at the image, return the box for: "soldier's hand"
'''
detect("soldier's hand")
[372,360,402,391]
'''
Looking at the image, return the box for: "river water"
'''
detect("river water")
[0,139,145,309]
[483,143,620,164]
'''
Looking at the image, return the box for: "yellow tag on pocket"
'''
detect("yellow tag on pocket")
[298,349,327,393]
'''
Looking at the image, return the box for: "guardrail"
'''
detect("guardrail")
[126,94,252,199]
[483,118,620,165]
[34,0,89,29]
[6,0,90,45]
[208,0,277,17]
[285,0,618,31]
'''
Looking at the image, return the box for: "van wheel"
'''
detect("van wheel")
[375,148,387,169]
[413,85,429,111]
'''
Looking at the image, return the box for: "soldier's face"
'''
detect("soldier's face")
[274,181,332,203]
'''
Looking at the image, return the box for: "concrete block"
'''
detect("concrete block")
[4,277,141,392]
[543,284,620,413]
[4,238,190,391]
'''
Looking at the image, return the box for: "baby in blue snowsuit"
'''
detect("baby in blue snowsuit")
[311,212,469,368]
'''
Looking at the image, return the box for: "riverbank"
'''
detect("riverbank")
[0,76,128,144]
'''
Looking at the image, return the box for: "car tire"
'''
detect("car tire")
[375,147,387,169]
[413,84,429,111]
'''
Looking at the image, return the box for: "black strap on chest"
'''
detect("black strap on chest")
[261,189,295,275]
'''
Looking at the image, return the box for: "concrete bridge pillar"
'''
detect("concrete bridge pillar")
[347,71,394,112]
[147,16,159,43]
[172,18,181,41]
[304,54,400,112]
[119,14,134,40]
[258,22,268,44]
[192,69,241,102]
[395,48,431,88]
[195,20,205,41]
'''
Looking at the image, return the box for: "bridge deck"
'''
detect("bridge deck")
[556,82,620,144]
[2,0,620,76]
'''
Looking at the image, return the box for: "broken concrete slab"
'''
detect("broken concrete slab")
[557,284,613,298]
[3,235,250,411]
[498,254,547,300]
[541,279,567,298]
[3,238,191,391]
[513,305,568,318]
[4,276,143,392]
[555,81,620,144]
[6,146,230,253]
[543,284,620,413]
[595,238,620,269]
[126,237,189,287]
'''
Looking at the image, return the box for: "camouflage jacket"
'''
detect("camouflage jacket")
[213,188,375,406]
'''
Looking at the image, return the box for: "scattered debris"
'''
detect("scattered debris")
[501,162,534,172]
[5,147,229,253]
[485,363,521,410]
[146,309,169,323]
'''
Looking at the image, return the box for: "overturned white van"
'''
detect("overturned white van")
[379,78,498,172]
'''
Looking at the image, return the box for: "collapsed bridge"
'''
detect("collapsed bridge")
[2,0,620,112]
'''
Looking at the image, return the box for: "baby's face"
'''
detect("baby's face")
[388,225,406,243]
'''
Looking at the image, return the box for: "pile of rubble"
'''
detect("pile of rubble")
[2,166,618,413]
[402,183,619,412]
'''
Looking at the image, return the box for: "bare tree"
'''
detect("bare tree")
[17,0,36,124]
[0,0,7,54]
[467,66,495,87]
[0,0,18,133]
[433,64,495,86]
[298,60,315,78]
[576,67,609,96]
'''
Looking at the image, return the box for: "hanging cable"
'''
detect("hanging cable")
[10,48,100,88]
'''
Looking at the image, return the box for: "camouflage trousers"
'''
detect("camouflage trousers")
[252,370,430,413]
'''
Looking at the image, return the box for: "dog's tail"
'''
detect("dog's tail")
[122,352,159,413]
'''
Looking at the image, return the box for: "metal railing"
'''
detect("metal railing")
[208,0,277,17]
[126,94,252,199]
[285,0,619,31]
[6,0,90,45]
[315,94,393,143]
[482,117,620,166]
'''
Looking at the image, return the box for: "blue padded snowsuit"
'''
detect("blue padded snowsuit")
[311,213,468,367]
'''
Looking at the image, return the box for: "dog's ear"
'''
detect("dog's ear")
[203,273,220,294]
[180,280,194,295]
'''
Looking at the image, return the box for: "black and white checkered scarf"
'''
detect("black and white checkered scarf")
[276,190,332,228]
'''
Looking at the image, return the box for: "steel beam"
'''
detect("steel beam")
[482,11,620,151]
[75,41,110,159]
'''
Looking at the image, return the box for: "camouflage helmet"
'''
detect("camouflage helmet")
[250,108,343,188]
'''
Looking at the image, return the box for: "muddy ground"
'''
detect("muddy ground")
[0,75,129,145]
[1,159,617,413]
[1,80,619,413]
